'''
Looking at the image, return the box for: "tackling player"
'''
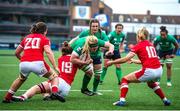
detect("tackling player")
[11,41,89,102]
[107,27,171,106]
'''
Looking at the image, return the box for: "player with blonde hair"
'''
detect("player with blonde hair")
[107,27,171,106]
[71,35,114,95]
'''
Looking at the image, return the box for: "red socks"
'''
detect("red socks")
[147,82,165,99]
[120,78,129,98]
[51,85,58,93]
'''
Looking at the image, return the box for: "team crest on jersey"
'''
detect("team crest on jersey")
[79,7,86,17]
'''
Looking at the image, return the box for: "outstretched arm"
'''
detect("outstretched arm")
[69,36,79,45]
[129,58,141,64]
[104,42,114,56]
[107,52,135,66]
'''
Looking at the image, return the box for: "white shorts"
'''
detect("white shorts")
[136,67,163,82]
[19,61,48,78]
[49,78,71,97]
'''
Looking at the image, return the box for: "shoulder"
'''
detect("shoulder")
[121,32,126,37]
[80,30,89,35]
[154,36,160,41]
[110,31,116,35]
[168,35,176,39]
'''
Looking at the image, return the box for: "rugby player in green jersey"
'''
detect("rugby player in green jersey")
[100,23,125,85]
[153,26,179,87]
[70,35,114,96]
[69,19,110,96]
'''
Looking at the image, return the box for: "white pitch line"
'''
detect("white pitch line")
[0,89,113,92]
[0,64,180,71]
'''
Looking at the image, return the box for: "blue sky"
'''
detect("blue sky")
[102,0,180,15]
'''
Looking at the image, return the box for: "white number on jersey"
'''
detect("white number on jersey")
[61,61,72,73]
[146,46,157,58]
[24,38,40,49]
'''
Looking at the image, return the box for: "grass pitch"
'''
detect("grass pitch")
[0,49,180,110]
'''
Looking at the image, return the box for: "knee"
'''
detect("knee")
[147,82,157,88]
[37,83,47,93]
[121,78,128,84]
[94,75,100,80]
[166,65,172,69]
[18,74,27,82]
[48,72,58,80]
[85,73,93,78]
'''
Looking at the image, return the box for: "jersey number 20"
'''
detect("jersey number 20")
[24,38,40,49]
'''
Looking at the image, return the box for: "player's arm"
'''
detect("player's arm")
[153,38,158,49]
[104,41,114,56]
[107,52,135,66]
[44,45,59,72]
[119,36,125,53]
[172,41,179,57]
[15,45,23,60]
[70,51,92,65]
[129,58,141,64]
[69,36,79,45]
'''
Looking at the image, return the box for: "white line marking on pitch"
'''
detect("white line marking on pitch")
[0,89,113,92]
[1,64,180,70]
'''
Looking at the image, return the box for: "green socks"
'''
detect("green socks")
[93,77,100,92]
[82,74,91,90]
[116,68,122,83]
[100,67,107,82]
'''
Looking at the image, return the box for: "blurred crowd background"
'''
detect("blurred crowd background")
[0,0,180,55]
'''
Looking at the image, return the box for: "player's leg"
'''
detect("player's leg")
[2,74,27,103]
[147,81,171,106]
[80,63,94,96]
[2,62,30,103]
[113,71,140,106]
[114,50,123,85]
[93,64,103,95]
[43,69,67,102]
[12,81,50,102]
[165,56,173,87]
[43,68,59,93]
[100,58,109,84]
[91,56,103,95]
[115,64,122,85]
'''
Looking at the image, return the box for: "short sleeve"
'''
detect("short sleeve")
[19,38,25,48]
[171,35,178,43]
[44,37,50,46]
[101,32,109,41]
[98,39,105,47]
[78,30,88,38]
[130,44,138,54]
